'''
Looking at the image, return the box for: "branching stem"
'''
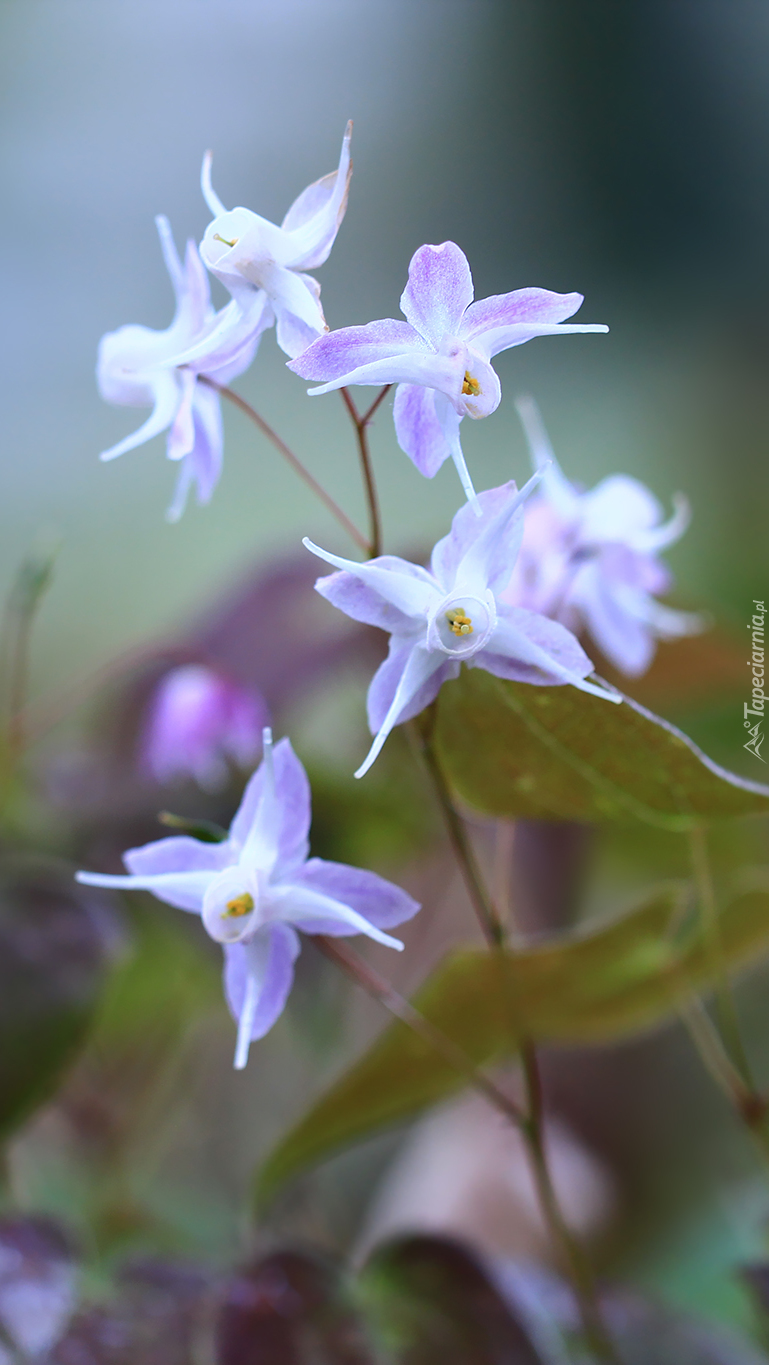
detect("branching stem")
[202,377,369,553]
[314,935,525,1126]
[339,386,390,558]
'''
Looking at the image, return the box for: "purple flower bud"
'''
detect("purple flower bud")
[141,665,268,791]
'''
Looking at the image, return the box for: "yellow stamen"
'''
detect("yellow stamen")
[213,233,239,248]
[461,371,481,397]
[223,893,254,918]
[446,608,473,637]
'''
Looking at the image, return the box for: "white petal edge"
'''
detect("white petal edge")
[201,150,228,218]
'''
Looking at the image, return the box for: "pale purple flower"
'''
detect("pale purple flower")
[97,217,264,521]
[304,477,620,779]
[166,123,353,367]
[288,241,608,505]
[505,397,702,676]
[77,730,418,1068]
[141,664,269,790]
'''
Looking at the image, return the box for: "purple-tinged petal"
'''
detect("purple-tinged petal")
[155,214,186,298]
[229,736,311,874]
[399,242,474,348]
[190,381,223,497]
[99,372,181,462]
[268,884,404,949]
[303,347,466,397]
[315,562,430,633]
[166,369,197,462]
[293,858,420,930]
[165,292,272,373]
[273,273,325,358]
[224,924,300,1066]
[305,539,438,619]
[461,288,584,344]
[452,470,543,593]
[470,320,609,363]
[570,561,654,676]
[167,384,224,523]
[482,610,619,702]
[75,868,214,913]
[366,635,458,732]
[357,644,453,778]
[280,121,353,270]
[123,835,231,878]
[579,475,665,545]
[393,383,451,477]
[288,318,426,382]
[630,492,691,553]
[208,319,263,387]
[431,481,522,592]
[167,459,197,526]
[514,395,581,520]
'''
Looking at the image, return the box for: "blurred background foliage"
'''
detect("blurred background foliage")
[2,1,769,1359]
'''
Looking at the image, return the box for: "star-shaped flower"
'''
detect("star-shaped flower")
[506,397,701,676]
[168,123,353,368]
[97,216,264,520]
[289,241,608,504]
[77,730,418,1068]
[304,477,620,779]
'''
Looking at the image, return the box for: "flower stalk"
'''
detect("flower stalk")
[201,377,369,552]
[340,385,389,558]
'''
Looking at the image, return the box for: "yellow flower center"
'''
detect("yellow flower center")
[223,893,254,918]
[446,608,473,636]
[461,371,481,397]
[213,233,239,248]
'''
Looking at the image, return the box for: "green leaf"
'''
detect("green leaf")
[360,1235,547,1363]
[433,670,769,829]
[256,882,769,1206]
[0,856,117,1140]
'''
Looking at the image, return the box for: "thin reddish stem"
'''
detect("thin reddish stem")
[202,377,369,553]
[339,386,389,558]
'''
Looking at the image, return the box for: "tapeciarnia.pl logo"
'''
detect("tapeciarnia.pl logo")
[744,599,766,762]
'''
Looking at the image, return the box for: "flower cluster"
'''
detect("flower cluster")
[505,397,701,676]
[83,124,698,1064]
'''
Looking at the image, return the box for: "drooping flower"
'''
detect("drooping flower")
[304,477,621,779]
[141,664,269,790]
[505,397,701,676]
[167,123,353,367]
[77,730,418,1068]
[97,216,265,521]
[288,241,608,505]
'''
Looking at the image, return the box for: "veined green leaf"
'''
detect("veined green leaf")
[433,670,769,829]
[256,882,769,1206]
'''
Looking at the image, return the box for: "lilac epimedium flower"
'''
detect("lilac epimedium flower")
[141,665,269,791]
[506,396,702,676]
[304,477,621,779]
[98,217,264,521]
[77,730,419,1069]
[167,123,353,367]
[289,241,608,505]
